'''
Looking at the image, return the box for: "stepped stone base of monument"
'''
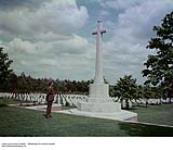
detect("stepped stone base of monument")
[58,108,138,122]
[74,100,138,122]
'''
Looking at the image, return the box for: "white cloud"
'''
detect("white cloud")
[5,34,95,80]
[0,0,89,39]
[0,0,92,80]
[101,0,140,10]
[8,38,37,54]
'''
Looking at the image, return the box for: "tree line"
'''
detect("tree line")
[0,70,91,94]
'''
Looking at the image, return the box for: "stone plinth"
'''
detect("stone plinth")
[78,82,122,113]
[89,83,109,101]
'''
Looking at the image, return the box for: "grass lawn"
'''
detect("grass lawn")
[132,104,173,126]
[0,106,173,136]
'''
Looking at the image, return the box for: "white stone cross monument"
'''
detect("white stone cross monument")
[92,20,106,85]
[60,21,137,121]
[89,20,109,100]
[78,21,121,113]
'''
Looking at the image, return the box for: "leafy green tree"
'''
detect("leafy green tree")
[115,75,138,109]
[9,73,18,93]
[109,85,116,97]
[136,85,144,99]
[142,11,173,101]
[142,84,153,107]
[0,47,13,91]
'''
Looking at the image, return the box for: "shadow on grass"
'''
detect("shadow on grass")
[0,103,8,107]
[118,122,173,136]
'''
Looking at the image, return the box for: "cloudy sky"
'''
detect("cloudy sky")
[0,0,173,84]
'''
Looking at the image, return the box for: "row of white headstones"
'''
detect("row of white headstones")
[0,92,88,107]
[0,92,173,107]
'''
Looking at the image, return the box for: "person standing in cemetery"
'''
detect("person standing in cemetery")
[44,81,55,118]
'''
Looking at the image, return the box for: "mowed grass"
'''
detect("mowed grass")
[0,106,173,136]
[132,104,173,126]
